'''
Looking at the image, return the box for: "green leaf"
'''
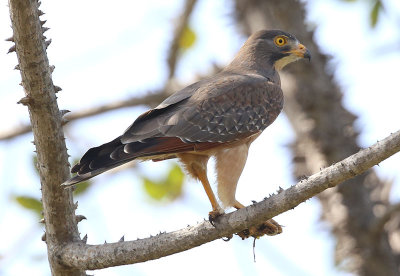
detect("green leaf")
[143,178,168,200]
[165,164,184,200]
[142,164,185,202]
[179,26,196,50]
[14,196,43,217]
[370,0,382,27]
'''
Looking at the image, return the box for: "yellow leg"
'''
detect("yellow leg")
[194,164,223,215]
[177,153,223,218]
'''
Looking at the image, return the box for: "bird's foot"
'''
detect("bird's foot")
[208,209,224,227]
[237,219,282,240]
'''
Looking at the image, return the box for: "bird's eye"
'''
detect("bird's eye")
[274,36,287,46]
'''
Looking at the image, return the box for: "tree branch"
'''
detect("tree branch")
[0,91,168,141]
[167,0,198,78]
[59,130,400,270]
[8,0,83,275]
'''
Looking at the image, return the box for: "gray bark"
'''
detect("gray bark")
[8,0,84,275]
[58,130,400,270]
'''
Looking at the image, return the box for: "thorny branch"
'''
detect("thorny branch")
[59,130,400,270]
[8,0,83,275]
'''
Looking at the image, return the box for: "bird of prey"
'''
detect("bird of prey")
[63,30,310,236]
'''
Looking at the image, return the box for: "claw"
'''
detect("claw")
[222,235,233,242]
[237,219,282,240]
[208,210,223,227]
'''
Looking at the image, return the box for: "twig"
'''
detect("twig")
[167,0,198,78]
[59,130,400,270]
[0,91,168,141]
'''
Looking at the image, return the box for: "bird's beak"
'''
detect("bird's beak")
[287,43,311,61]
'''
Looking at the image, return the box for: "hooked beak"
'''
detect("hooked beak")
[288,43,311,61]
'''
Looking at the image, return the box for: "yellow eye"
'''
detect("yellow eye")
[274,36,287,46]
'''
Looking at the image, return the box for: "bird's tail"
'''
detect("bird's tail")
[61,135,214,187]
[62,136,134,187]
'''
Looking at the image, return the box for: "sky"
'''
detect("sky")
[0,0,400,275]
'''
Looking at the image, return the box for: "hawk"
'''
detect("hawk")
[63,30,310,236]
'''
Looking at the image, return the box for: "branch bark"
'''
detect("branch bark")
[8,0,83,275]
[59,130,400,270]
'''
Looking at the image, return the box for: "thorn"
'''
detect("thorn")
[251,200,257,204]
[53,85,62,93]
[38,9,45,16]
[42,27,50,33]
[104,240,107,244]
[19,82,23,86]
[14,64,20,70]
[7,44,16,54]
[82,234,88,243]
[119,235,125,242]
[277,186,284,194]
[17,96,33,106]
[60,109,70,117]
[31,140,36,145]
[75,215,86,223]
[74,201,78,210]
[49,65,55,73]
[37,0,41,7]
[40,19,46,26]
[45,39,52,48]
[39,218,45,224]
[42,232,46,242]
[5,36,14,42]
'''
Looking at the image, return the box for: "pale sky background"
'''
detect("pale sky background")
[0,0,400,275]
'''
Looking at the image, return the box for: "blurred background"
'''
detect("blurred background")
[1,0,400,275]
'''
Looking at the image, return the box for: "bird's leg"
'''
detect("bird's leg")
[177,153,224,222]
[194,165,224,221]
[234,201,282,239]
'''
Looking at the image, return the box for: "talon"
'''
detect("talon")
[237,219,282,240]
[208,210,223,226]
[222,234,233,242]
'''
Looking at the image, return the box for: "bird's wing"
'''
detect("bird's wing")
[64,76,283,186]
[122,75,284,145]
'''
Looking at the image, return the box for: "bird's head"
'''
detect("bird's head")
[231,30,311,73]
